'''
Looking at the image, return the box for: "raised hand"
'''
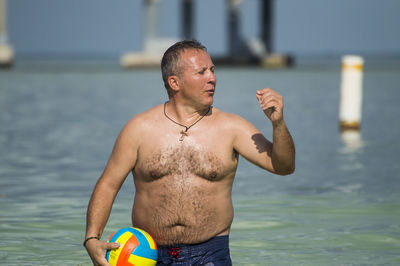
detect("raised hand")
[256,88,284,125]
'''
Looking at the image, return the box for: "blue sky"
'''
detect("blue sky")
[6,0,400,58]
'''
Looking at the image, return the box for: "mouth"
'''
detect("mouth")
[205,84,215,95]
[206,89,215,96]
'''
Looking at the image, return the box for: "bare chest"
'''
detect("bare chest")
[134,140,237,182]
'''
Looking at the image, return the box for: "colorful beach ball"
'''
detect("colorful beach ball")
[106,227,158,266]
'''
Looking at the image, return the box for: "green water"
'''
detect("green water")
[1,193,398,265]
[231,195,400,265]
[1,60,399,265]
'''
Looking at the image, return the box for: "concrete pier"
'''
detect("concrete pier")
[0,0,14,68]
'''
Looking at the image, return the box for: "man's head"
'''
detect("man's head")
[161,40,207,97]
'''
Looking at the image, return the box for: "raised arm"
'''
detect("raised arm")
[84,119,139,265]
[233,88,295,175]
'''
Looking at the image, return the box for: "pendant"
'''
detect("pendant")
[179,130,189,141]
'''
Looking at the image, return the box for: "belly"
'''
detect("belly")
[131,175,234,245]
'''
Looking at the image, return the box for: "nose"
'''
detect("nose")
[208,70,216,84]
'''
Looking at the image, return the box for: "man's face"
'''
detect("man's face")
[177,49,216,107]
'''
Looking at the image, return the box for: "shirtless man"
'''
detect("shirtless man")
[84,40,295,265]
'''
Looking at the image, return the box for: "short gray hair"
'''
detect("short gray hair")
[161,40,207,96]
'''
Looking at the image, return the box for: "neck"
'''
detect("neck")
[165,99,210,124]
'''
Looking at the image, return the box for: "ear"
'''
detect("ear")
[168,75,180,93]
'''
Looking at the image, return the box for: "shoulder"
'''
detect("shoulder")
[211,107,239,120]
[126,104,163,126]
[120,104,164,139]
[212,107,257,131]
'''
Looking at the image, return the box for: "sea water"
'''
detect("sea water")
[0,59,399,265]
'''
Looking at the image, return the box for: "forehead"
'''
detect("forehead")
[179,49,213,70]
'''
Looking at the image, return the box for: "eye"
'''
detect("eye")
[198,67,208,74]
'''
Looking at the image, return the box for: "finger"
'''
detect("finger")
[256,91,265,102]
[106,242,121,250]
[257,88,272,95]
[261,101,279,112]
[256,88,271,101]
[261,92,282,104]
[259,96,281,110]
[257,92,274,105]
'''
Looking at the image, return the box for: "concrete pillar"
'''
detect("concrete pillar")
[0,0,14,67]
[227,0,242,56]
[261,0,273,53]
[182,0,194,40]
[143,0,160,53]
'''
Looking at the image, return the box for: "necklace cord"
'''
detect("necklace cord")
[163,102,210,132]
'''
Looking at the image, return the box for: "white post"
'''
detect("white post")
[0,0,14,67]
[339,55,364,130]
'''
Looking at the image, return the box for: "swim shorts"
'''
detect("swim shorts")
[157,235,232,265]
